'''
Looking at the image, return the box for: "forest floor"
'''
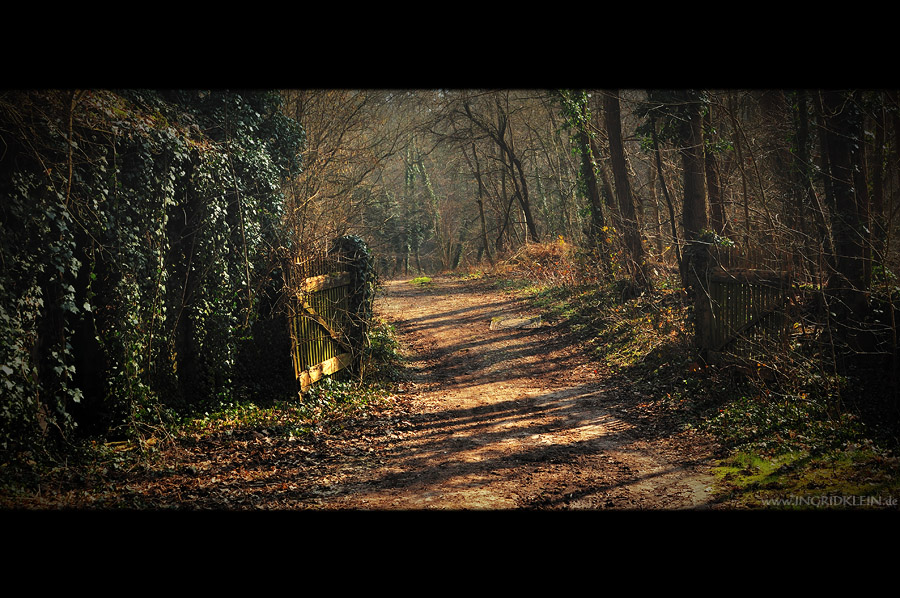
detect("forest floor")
[3,274,724,511]
[6,272,900,512]
[310,275,720,510]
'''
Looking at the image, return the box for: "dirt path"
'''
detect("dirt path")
[5,274,719,510]
[319,276,717,510]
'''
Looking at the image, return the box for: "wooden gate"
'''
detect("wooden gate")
[289,251,355,393]
[697,245,791,358]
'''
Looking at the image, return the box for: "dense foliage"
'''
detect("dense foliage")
[328,234,377,355]
[0,90,304,460]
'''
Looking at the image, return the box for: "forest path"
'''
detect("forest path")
[3,274,719,510]
[320,275,717,510]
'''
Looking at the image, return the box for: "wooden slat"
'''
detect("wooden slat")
[299,352,353,392]
[297,287,353,352]
[302,272,352,293]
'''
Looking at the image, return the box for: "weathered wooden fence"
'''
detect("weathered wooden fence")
[288,237,374,393]
[695,244,791,359]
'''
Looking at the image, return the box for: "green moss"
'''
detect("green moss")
[714,447,900,509]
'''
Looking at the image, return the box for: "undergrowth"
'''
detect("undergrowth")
[0,315,407,506]
[177,375,397,442]
[172,315,405,443]
[502,241,900,509]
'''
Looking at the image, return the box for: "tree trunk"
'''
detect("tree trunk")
[822,90,868,324]
[851,101,872,289]
[506,147,540,244]
[870,93,886,267]
[727,92,752,249]
[681,96,709,243]
[678,94,712,349]
[795,90,835,285]
[467,144,495,267]
[494,148,518,252]
[704,108,731,239]
[464,99,540,244]
[604,90,647,287]
[576,101,607,252]
[648,155,664,254]
[496,146,509,254]
[649,112,682,271]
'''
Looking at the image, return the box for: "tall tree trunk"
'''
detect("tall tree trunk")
[464,99,540,243]
[795,90,835,285]
[679,94,711,350]
[466,144,494,267]
[576,101,607,252]
[648,155,664,254]
[592,141,621,234]
[727,92,752,249]
[505,146,540,244]
[852,110,872,289]
[822,90,868,324]
[870,93,887,267]
[649,112,682,271]
[495,148,518,251]
[703,108,732,239]
[604,90,647,287]
[496,145,509,254]
[681,96,709,242]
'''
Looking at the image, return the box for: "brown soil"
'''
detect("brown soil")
[3,275,720,510]
[317,275,718,510]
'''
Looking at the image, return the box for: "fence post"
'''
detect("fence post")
[684,237,715,359]
[327,235,376,374]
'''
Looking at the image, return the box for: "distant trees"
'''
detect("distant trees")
[362,90,573,273]
[279,90,408,252]
[329,89,900,334]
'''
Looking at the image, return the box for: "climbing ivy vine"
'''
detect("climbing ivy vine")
[0,89,304,460]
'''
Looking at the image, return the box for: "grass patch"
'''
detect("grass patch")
[699,385,900,508]
[409,276,433,287]
[455,270,486,281]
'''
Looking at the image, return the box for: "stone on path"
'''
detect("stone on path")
[489,315,542,331]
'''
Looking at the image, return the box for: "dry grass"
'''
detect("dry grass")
[489,238,586,287]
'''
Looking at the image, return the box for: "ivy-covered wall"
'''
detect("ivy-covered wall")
[0,89,304,457]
